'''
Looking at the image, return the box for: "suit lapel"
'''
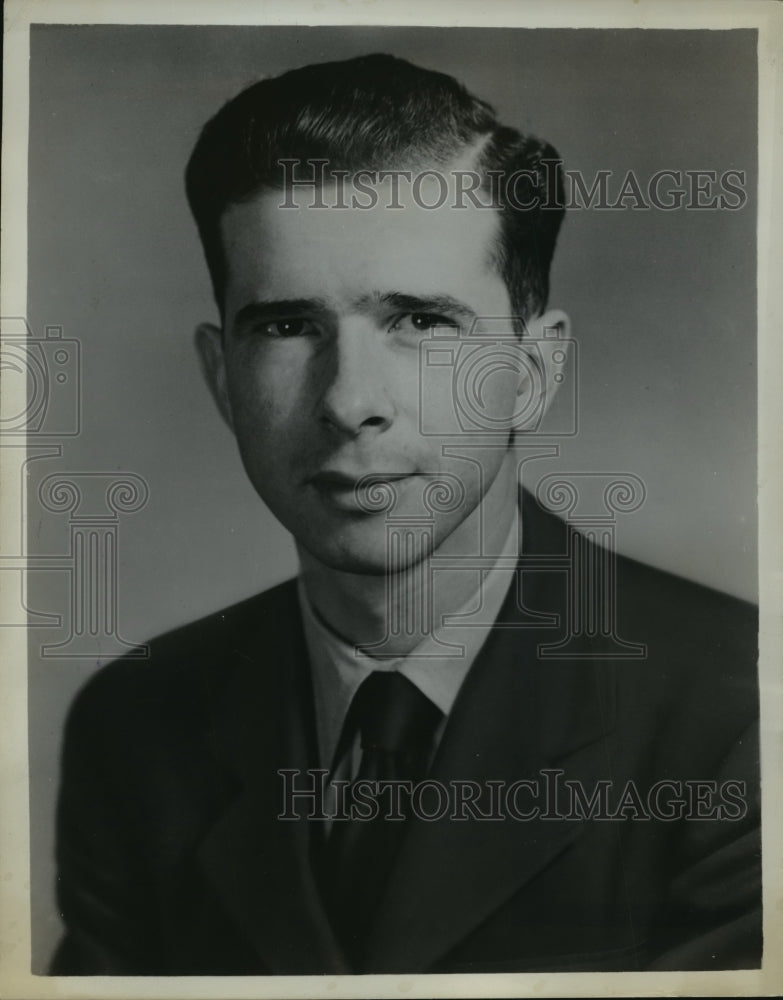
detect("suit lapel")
[196,584,350,974]
[364,497,618,972]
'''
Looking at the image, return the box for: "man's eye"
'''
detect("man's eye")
[393,313,458,334]
[260,318,317,338]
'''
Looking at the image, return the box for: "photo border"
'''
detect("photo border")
[2,1,781,997]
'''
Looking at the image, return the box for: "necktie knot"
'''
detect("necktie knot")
[349,670,442,763]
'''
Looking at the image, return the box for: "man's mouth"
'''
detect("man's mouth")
[308,470,416,513]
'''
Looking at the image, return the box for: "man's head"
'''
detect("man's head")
[186,54,570,575]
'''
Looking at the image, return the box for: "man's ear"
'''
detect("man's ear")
[516,308,572,428]
[195,323,234,431]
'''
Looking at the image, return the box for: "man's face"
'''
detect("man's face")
[198,175,559,574]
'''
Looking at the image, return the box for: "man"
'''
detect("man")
[51,54,760,975]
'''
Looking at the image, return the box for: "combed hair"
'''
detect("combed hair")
[185,53,565,321]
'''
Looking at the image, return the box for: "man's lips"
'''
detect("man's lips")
[307,470,417,512]
[310,470,415,488]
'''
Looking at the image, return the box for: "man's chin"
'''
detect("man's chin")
[298,527,435,577]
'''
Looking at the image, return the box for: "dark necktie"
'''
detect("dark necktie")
[323,670,443,967]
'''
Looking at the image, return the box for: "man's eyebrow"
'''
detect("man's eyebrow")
[363,291,477,321]
[231,298,333,331]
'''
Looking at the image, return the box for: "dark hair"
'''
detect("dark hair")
[185,53,565,322]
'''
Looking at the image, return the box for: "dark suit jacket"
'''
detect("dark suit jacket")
[50,493,761,975]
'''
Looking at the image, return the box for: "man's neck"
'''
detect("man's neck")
[297,455,520,657]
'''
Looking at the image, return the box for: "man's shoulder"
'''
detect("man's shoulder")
[613,546,757,647]
[616,545,755,614]
[528,495,758,719]
[145,575,301,660]
[528,491,757,644]
[65,577,301,729]
[609,549,759,743]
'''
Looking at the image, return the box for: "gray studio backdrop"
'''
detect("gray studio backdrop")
[25,25,757,969]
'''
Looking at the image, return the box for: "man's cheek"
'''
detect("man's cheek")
[417,343,524,437]
[231,378,288,431]
[417,356,462,437]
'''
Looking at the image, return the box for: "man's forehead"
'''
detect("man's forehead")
[219,190,508,324]
[220,179,504,272]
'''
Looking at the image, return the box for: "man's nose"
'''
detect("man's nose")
[317,322,395,436]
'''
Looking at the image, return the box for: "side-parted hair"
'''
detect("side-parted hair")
[185,53,565,322]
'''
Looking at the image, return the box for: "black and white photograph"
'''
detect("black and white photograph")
[1,1,781,997]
